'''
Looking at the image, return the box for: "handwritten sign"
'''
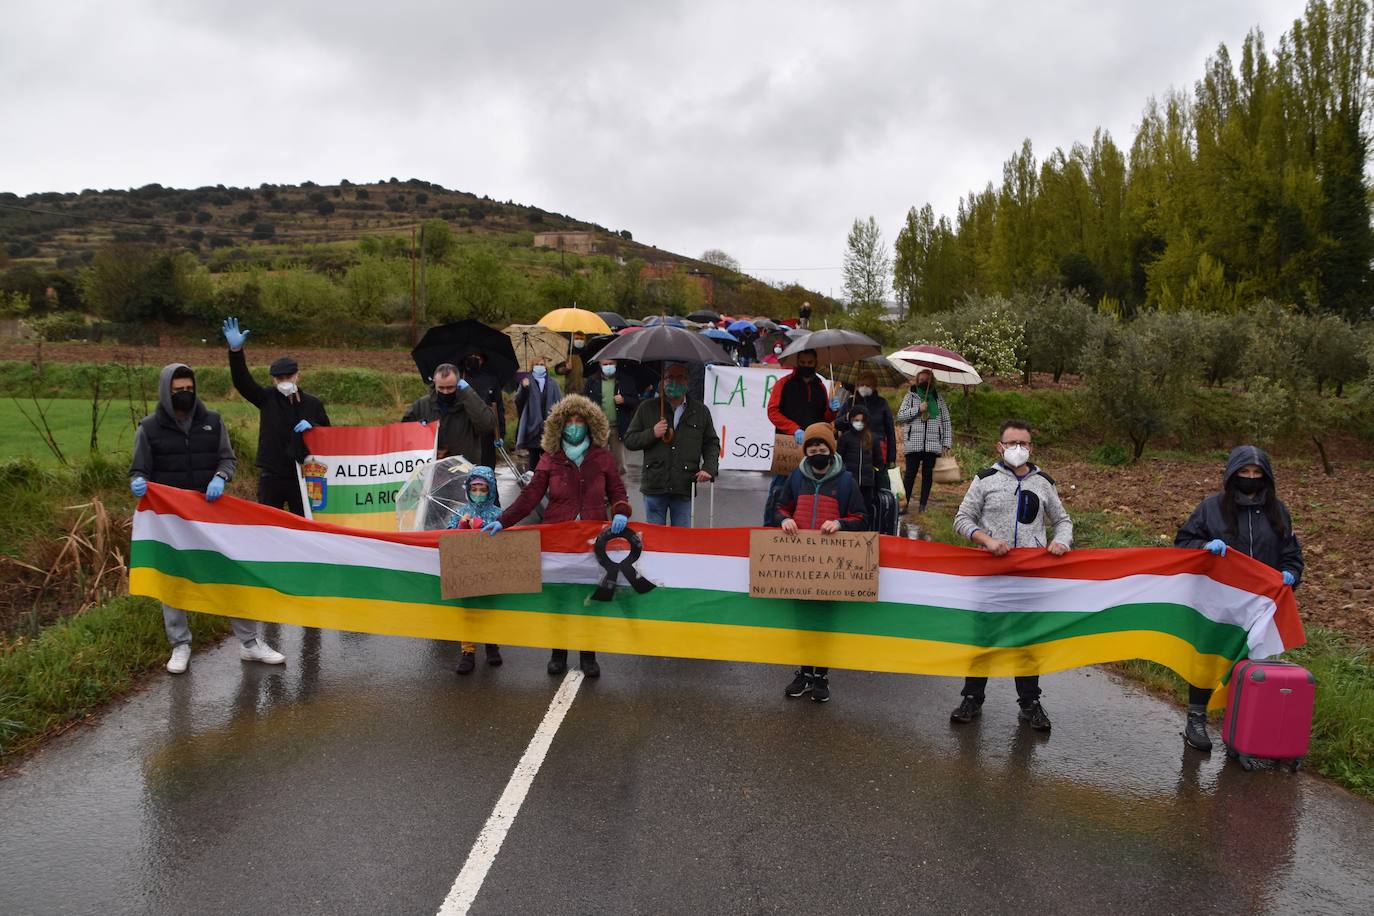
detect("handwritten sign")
[768,433,804,475]
[440,529,542,599]
[749,529,879,602]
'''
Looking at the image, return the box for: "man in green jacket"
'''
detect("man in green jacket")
[623,362,719,526]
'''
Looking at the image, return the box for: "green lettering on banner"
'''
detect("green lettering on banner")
[762,374,779,404]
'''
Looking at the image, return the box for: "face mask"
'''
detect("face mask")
[532,365,547,379]
[796,365,816,380]
[857,386,873,398]
[852,421,866,432]
[573,339,585,349]
[774,346,783,355]
[1002,444,1030,468]
[436,391,457,407]
[1233,475,1265,495]
[276,381,297,397]
[563,423,588,445]
[171,390,195,412]
[664,380,687,399]
[806,453,831,471]
[602,365,616,377]
[468,489,489,504]
[914,382,928,394]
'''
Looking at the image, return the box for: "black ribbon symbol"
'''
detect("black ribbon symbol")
[591,527,657,602]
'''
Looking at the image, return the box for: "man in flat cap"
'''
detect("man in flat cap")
[223,317,331,515]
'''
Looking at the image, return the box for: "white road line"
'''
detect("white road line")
[436,670,585,916]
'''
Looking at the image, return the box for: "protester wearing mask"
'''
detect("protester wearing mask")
[764,349,837,522]
[222,318,331,516]
[895,368,953,514]
[486,395,632,678]
[443,465,504,674]
[771,422,867,702]
[583,358,640,476]
[461,351,505,467]
[836,370,896,483]
[950,419,1072,731]
[836,405,884,511]
[623,362,719,526]
[1173,446,1304,752]
[402,363,496,461]
[130,363,286,674]
[557,333,587,394]
[515,357,563,471]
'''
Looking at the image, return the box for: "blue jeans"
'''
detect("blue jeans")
[645,493,692,527]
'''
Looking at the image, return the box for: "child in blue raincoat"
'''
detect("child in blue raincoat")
[444,465,503,672]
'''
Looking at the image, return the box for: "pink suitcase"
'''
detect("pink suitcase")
[1222,659,1315,772]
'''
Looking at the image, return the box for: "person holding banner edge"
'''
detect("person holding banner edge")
[622,362,718,526]
[950,419,1072,731]
[222,317,331,516]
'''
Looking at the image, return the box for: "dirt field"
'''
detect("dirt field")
[0,341,420,374]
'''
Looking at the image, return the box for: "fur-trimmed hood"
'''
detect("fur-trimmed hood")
[541,393,610,453]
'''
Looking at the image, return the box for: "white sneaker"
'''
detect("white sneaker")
[166,644,191,675]
[240,641,286,665]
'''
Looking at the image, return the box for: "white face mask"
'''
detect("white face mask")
[1002,444,1031,468]
[276,381,297,397]
[602,365,616,377]
[852,421,866,432]
[773,346,783,355]
[857,386,873,398]
[573,339,585,349]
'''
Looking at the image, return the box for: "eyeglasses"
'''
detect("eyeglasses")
[1000,439,1031,447]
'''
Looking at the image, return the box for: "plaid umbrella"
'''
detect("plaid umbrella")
[827,355,911,388]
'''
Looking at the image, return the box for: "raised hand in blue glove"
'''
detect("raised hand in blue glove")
[205,476,225,502]
[793,429,805,444]
[482,520,503,536]
[457,378,470,390]
[1282,570,1295,587]
[829,396,842,411]
[293,420,313,433]
[130,476,147,498]
[610,514,628,534]
[1204,539,1227,557]
[222,317,250,351]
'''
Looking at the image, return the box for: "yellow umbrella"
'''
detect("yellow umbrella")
[503,324,569,372]
[538,307,612,335]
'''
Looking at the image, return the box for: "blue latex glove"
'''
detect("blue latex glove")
[829,396,842,411]
[1282,570,1296,587]
[457,378,470,391]
[205,476,225,502]
[1204,539,1227,557]
[222,317,250,350]
[493,438,504,448]
[418,419,429,427]
[130,476,147,498]
[610,514,628,534]
[482,520,503,536]
[793,429,805,444]
[293,420,313,433]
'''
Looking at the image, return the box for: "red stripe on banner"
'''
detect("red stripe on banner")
[135,484,1303,651]
[300,422,436,456]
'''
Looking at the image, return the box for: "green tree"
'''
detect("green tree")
[842,215,889,310]
[699,249,740,272]
[422,219,456,263]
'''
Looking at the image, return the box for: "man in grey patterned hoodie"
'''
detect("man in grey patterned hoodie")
[950,418,1073,731]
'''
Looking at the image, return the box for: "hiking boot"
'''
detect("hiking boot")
[485,644,503,667]
[579,651,600,678]
[784,669,812,698]
[456,651,476,675]
[949,696,982,723]
[166,643,191,675]
[240,640,286,665]
[1184,712,1213,752]
[1018,700,1052,731]
[810,673,830,703]
[547,649,568,676]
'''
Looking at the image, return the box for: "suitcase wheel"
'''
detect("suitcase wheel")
[1236,752,1260,772]
[1287,757,1304,774]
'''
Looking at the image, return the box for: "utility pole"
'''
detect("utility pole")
[418,223,428,329]
[410,226,418,346]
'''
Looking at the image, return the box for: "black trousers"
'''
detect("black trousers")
[526,447,544,473]
[258,473,305,516]
[1188,685,1213,706]
[962,676,1041,703]
[903,451,938,508]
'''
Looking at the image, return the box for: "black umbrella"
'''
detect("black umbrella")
[596,311,629,330]
[411,320,518,386]
[686,308,721,323]
[777,328,881,367]
[580,333,619,364]
[593,325,731,444]
[755,327,808,359]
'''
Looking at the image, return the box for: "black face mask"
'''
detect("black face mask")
[796,365,816,380]
[806,453,831,471]
[170,390,195,412]
[1233,475,1265,495]
[436,391,458,408]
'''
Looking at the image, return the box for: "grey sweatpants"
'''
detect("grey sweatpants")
[162,603,259,648]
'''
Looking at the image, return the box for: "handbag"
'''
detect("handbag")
[933,452,962,485]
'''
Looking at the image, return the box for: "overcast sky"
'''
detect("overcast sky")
[2,0,1307,292]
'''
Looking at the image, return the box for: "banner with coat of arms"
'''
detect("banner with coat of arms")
[296,423,439,531]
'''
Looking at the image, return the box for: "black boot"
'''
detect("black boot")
[455,651,476,675]
[950,696,982,723]
[579,651,600,678]
[1184,712,1213,752]
[485,644,503,667]
[547,649,568,676]
[784,668,813,698]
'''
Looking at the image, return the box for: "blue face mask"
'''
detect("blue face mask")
[563,423,588,445]
[532,365,547,379]
[602,365,616,377]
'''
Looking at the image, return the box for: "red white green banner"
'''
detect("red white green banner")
[296,422,438,531]
[130,485,1304,704]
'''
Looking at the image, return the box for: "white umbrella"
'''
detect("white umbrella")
[888,344,983,386]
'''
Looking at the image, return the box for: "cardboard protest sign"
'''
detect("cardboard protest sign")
[440,529,542,599]
[748,529,879,602]
[768,433,804,475]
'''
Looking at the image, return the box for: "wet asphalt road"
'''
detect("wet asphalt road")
[3,465,1374,916]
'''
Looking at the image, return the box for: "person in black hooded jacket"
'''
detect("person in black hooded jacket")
[1173,444,1304,753]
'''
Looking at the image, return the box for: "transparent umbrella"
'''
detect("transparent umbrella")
[395,455,527,532]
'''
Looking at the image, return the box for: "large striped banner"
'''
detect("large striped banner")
[130,485,1304,701]
[297,422,438,531]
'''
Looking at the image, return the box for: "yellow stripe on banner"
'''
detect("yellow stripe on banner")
[132,569,1238,686]
[305,511,398,531]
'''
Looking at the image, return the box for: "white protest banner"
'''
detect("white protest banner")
[705,365,829,471]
